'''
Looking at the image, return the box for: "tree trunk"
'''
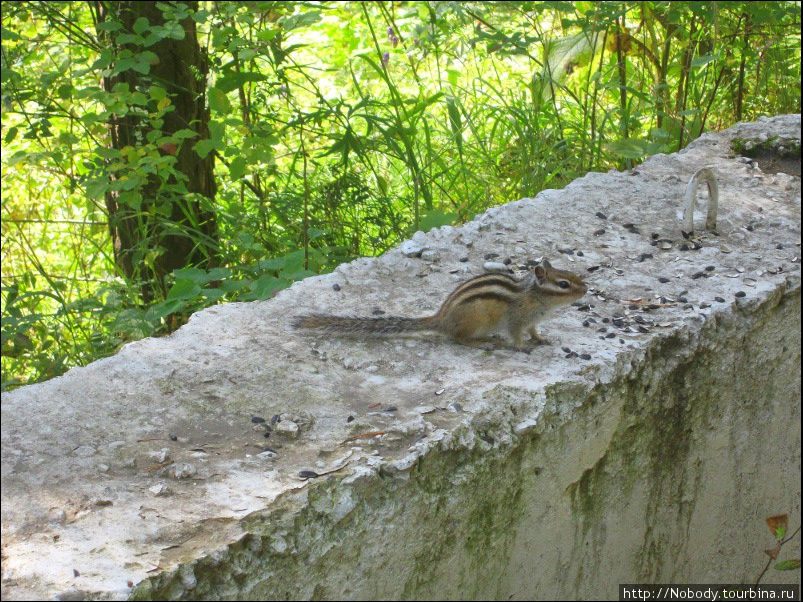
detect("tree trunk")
[95,1,217,303]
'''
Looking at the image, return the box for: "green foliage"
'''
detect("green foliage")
[1,1,801,389]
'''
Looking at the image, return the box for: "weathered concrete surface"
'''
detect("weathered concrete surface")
[1,115,800,600]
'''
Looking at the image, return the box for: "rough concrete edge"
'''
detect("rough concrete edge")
[127,277,801,600]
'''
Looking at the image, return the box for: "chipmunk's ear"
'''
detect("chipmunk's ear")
[533,259,550,283]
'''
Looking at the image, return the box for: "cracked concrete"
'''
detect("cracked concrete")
[1,115,800,600]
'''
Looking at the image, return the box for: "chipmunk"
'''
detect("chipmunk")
[293,259,588,351]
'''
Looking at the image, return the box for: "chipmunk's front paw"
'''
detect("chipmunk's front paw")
[527,329,552,346]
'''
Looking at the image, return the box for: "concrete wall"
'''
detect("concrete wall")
[2,115,800,600]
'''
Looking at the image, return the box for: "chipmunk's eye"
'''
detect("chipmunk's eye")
[558,280,570,289]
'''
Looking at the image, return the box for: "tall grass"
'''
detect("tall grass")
[2,1,800,388]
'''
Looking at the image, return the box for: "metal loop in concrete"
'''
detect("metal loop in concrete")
[682,166,719,235]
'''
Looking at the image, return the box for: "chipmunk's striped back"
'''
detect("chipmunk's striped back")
[435,272,523,320]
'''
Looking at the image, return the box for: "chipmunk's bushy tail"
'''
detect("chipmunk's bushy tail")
[292,313,437,335]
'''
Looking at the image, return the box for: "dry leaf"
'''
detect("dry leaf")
[766,514,789,539]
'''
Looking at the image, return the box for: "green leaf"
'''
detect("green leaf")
[143,32,164,47]
[111,57,136,75]
[64,297,104,312]
[172,267,207,283]
[220,279,245,294]
[208,120,225,142]
[56,84,73,99]
[208,87,231,114]
[206,267,232,281]
[139,51,159,66]
[157,21,185,40]
[129,91,148,106]
[247,275,285,299]
[171,267,231,285]
[111,81,131,94]
[192,9,210,23]
[116,176,141,191]
[203,288,226,303]
[256,28,279,42]
[117,190,142,210]
[116,33,144,46]
[691,54,718,68]
[216,71,268,93]
[146,299,184,320]
[281,11,321,31]
[774,559,800,571]
[132,17,150,35]
[419,210,457,231]
[166,279,202,300]
[194,139,215,158]
[97,20,123,33]
[4,126,18,144]
[229,156,247,180]
[376,174,388,195]
[256,257,288,272]
[85,178,109,201]
[278,249,311,274]
[605,138,651,160]
[131,57,152,75]
[446,97,463,152]
[173,129,198,140]
[283,269,316,282]
[6,151,27,166]
[1,27,20,41]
